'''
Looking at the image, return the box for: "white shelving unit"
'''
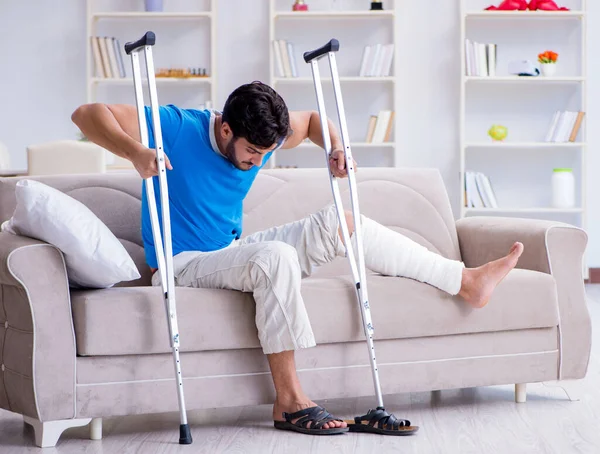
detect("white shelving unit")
[459,0,587,274]
[268,0,397,169]
[86,0,217,109]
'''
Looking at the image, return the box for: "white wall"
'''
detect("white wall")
[1,0,599,267]
[0,1,88,165]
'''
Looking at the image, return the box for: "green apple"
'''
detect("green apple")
[488,124,508,141]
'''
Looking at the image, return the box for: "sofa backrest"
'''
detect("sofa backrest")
[0,167,461,285]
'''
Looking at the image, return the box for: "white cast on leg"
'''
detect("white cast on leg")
[350,216,465,295]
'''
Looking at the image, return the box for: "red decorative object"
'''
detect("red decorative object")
[485,0,570,11]
[292,0,308,11]
[484,0,528,10]
[529,0,569,11]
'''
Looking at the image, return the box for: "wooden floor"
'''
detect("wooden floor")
[2,285,600,453]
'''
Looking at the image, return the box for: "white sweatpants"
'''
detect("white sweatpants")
[152,204,464,354]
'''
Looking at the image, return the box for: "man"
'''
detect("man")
[71,81,524,435]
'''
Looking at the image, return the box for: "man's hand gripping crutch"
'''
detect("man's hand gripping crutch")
[124,31,193,445]
[303,39,418,436]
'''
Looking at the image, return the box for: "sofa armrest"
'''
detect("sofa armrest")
[0,232,76,420]
[455,216,591,380]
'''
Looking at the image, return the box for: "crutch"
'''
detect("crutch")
[124,31,193,445]
[303,39,418,435]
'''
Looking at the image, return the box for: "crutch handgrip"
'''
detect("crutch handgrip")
[303,38,339,63]
[125,31,156,55]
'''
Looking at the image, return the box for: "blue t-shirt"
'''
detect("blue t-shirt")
[141,105,275,269]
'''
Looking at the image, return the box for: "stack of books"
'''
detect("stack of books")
[464,39,496,77]
[358,44,394,77]
[365,111,395,143]
[544,110,585,142]
[272,40,298,78]
[464,171,498,208]
[91,36,126,79]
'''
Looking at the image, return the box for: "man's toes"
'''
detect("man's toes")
[321,420,345,429]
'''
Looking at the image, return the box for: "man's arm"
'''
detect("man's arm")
[283,110,352,177]
[282,110,343,151]
[71,103,171,178]
[71,103,142,160]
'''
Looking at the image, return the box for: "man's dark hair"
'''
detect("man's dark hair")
[222,81,290,149]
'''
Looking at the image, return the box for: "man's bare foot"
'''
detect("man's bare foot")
[459,241,524,309]
[273,396,347,430]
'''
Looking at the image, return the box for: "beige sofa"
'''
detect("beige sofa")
[0,167,591,447]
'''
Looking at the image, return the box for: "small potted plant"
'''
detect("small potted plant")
[538,50,558,76]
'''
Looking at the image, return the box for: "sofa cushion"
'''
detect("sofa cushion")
[71,268,559,356]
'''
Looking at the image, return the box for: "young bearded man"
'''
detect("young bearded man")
[71,81,523,435]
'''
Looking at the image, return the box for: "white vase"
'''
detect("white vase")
[541,63,557,77]
[552,168,575,208]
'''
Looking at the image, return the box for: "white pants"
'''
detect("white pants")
[152,204,464,355]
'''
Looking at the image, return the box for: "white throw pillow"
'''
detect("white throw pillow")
[1,179,140,288]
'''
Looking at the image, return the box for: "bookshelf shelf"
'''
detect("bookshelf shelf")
[92,12,213,19]
[465,11,585,19]
[465,142,585,149]
[91,77,213,85]
[274,10,395,19]
[464,76,585,83]
[293,142,395,148]
[269,0,397,169]
[273,76,395,83]
[460,0,588,276]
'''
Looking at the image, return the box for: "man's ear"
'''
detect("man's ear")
[221,121,233,140]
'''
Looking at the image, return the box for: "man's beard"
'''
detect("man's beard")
[224,138,253,171]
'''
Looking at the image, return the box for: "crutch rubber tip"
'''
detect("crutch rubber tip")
[179,424,192,444]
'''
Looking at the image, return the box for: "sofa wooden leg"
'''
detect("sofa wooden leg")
[23,416,92,448]
[90,418,102,440]
[515,383,527,403]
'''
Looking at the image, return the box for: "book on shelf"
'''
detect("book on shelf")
[359,43,394,77]
[464,39,496,77]
[91,36,126,79]
[544,110,585,143]
[273,39,298,78]
[365,110,394,143]
[464,171,498,208]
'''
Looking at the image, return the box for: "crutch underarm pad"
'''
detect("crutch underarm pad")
[303,39,340,63]
[124,31,156,55]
